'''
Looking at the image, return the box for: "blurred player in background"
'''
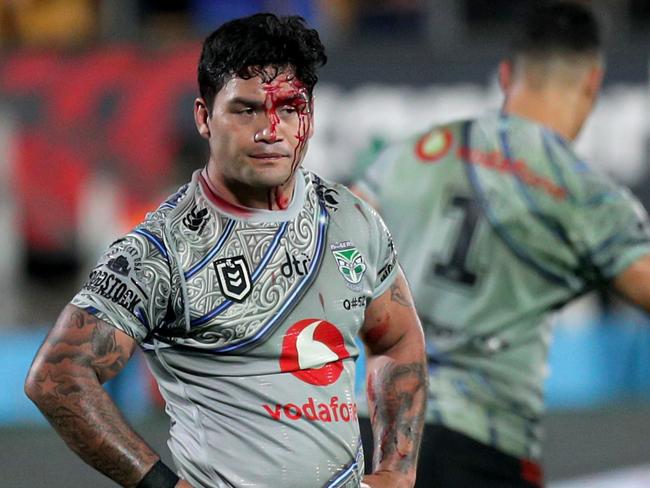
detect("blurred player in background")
[25,13,426,488]
[354,1,650,487]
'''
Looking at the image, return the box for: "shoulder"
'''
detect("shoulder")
[389,118,470,167]
[142,179,194,229]
[543,135,630,204]
[309,171,377,219]
[309,172,392,255]
[123,176,197,261]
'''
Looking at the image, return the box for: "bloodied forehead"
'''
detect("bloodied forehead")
[220,66,311,105]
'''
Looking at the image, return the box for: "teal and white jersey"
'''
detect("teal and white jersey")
[72,169,398,488]
[356,112,650,459]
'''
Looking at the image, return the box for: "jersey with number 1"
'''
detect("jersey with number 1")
[356,112,650,459]
[71,169,398,488]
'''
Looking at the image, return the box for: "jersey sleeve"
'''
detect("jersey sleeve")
[567,168,650,283]
[71,232,172,343]
[365,204,399,298]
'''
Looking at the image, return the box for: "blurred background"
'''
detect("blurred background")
[3,0,650,486]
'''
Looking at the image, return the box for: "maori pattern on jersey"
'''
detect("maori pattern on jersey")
[165,175,328,351]
[72,229,173,342]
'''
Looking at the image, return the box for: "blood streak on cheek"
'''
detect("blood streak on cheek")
[262,79,311,171]
[262,77,312,210]
[265,98,280,141]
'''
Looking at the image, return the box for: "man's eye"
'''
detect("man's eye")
[239,108,254,115]
[279,106,297,115]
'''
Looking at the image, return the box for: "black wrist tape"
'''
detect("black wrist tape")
[136,460,179,488]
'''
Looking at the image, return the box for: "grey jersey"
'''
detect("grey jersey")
[72,169,398,488]
[356,113,650,459]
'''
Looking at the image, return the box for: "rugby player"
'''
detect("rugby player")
[25,13,427,488]
[354,2,650,486]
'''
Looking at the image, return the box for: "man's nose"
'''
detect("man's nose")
[254,114,281,143]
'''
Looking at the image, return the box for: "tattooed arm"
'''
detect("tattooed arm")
[24,304,187,488]
[359,268,427,488]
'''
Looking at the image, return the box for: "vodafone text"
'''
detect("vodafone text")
[263,396,358,422]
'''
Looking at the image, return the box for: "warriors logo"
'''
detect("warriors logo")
[331,241,366,285]
[280,319,350,386]
[214,256,252,302]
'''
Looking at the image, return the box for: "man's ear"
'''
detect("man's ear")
[584,64,604,102]
[194,98,211,139]
[498,59,514,95]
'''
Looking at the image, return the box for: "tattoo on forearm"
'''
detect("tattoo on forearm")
[369,361,427,474]
[27,306,157,487]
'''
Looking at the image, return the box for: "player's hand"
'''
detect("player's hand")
[175,480,194,488]
[362,471,413,488]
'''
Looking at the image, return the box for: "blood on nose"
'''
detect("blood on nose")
[256,110,279,143]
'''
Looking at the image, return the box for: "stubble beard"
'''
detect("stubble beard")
[221,159,295,203]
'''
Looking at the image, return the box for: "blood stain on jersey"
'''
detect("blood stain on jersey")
[280,319,350,386]
[415,127,453,163]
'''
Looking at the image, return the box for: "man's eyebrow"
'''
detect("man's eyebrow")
[228,97,264,107]
[276,95,306,105]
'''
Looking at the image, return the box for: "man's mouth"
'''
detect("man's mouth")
[249,152,288,160]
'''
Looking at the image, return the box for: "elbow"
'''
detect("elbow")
[24,361,50,407]
[24,365,41,404]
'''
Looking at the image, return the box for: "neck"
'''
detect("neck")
[502,84,583,141]
[202,165,296,211]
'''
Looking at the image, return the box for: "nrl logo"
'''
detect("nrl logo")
[331,241,366,285]
[214,256,252,302]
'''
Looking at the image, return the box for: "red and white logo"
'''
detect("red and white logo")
[414,127,453,163]
[280,319,350,386]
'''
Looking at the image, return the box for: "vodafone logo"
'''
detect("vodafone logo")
[280,319,350,386]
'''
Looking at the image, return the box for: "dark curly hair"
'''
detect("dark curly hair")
[198,13,327,112]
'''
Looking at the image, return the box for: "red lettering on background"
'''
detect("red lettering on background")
[457,146,567,200]
[0,45,200,250]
